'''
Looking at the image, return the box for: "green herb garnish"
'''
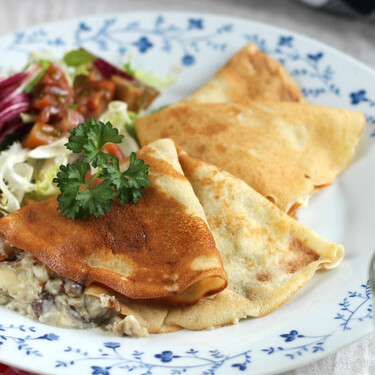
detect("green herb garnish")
[63,49,96,67]
[53,119,149,220]
[122,61,136,76]
[23,59,51,93]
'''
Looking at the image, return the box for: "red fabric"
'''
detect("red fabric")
[0,363,35,375]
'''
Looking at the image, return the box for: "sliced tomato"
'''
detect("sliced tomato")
[102,143,125,161]
[56,108,85,131]
[74,76,115,120]
[22,122,61,149]
[32,63,74,110]
[37,105,61,124]
[112,75,159,113]
[32,96,53,111]
[37,105,84,132]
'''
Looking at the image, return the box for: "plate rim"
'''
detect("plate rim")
[0,10,373,375]
[1,10,374,77]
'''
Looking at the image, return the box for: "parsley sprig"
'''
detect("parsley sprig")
[53,119,149,220]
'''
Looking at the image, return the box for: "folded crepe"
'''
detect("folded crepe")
[86,149,344,333]
[135,102,365,213]
[0,139,227,305]
[181,43,305,104]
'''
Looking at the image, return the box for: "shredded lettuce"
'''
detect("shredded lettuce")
[74,62,92,77]
[99,101,139,156]
[0,143,33,213]
[134,70,176,90]
[100,101,132,129]
[0,139,73,213]
[122,62,176,90]
[32,160,61,198]
[27,138,70,161]
[28,138,73,200]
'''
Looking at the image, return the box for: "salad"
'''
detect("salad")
[0,49,172,216]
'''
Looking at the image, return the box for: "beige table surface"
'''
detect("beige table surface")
[0,1,374,374]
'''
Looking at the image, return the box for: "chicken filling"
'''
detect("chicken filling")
[0,236,148,337]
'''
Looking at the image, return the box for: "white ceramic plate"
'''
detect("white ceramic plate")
[0,11,374,375]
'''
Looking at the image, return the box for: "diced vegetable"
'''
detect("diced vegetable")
[56,108,85,131]
[22,123,61,149]
[93,57,136,81]
[74,76,116,120]
[32,63,74,110]
[112,75,159,112]
[37,106,84,132]
[91,54,160,112]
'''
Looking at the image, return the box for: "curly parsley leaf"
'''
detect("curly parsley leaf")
[54,161,89,220]
[54,120,149,220]
[76,179,114,218]
[67,119,124,168]
[103,153,149,204]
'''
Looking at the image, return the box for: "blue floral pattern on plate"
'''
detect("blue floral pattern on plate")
[349,90,375,133]
[7,16,232,67]
[335,281,373,331]
[0,324,58,357]
[0,12,374,375]
[0,282,370,374]
[244,34,340,99]
[261,330,333,360]
[54,343,252,374]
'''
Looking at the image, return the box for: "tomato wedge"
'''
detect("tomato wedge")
[22,122,61,149]
[74,76,116,120]
[102,143,125,161]
[32,63,74,110]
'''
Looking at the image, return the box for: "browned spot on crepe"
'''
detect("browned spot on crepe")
[284,238,320,274]
[256,273,271,282]
[136,102,365,213]
[0,140,227,305]
[85,150,345,333]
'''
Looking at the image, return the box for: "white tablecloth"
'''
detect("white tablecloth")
[0,1,374,374]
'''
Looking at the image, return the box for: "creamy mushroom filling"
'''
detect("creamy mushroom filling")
[0,237,148,337]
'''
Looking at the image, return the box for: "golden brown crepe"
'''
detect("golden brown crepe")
[0,139,227,305]
[135,102,365,213]
[182,43,305,104]
[86,149,344,333]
